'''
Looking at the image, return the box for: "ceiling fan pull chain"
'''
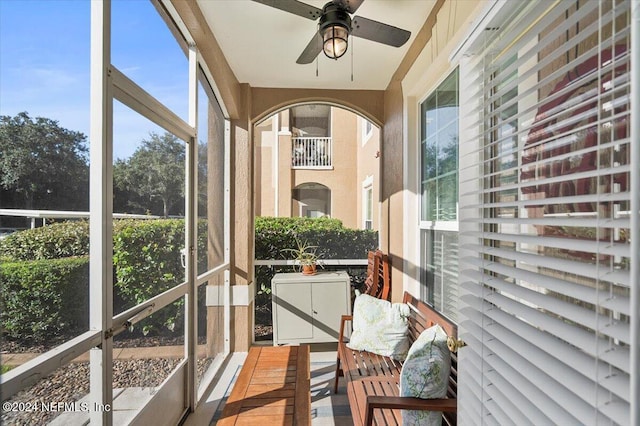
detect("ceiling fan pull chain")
[351,34,354,82]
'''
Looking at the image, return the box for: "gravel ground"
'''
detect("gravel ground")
[254,301,273,341]
[1,357,213,426]
[1,305,273,425]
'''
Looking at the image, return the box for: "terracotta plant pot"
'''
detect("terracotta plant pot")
[301,264,317,275]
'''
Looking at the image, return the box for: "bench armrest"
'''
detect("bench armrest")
[338,315,353,343]
[365,396,456,426]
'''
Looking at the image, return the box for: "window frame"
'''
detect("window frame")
[418,68,460,231]
[361,118,373,146]
[416,67,460,316]
[362,175,373,230]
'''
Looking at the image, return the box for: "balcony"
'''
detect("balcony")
[291,137,332,169]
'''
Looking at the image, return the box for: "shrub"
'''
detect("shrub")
[0,218,207,265]
[255,216,376,259]
[0,216,374,341]
[0,219,209,340]
[0,257,89,342]
[0,221,89,261]
[112,219,209,335]
[113,219,187,334]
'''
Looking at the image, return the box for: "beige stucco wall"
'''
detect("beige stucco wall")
[172,1,255,352]
[254,117,275,217]
[356,118,381,231]
[251,88,384,127]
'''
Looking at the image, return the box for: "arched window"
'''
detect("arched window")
[292,183,331,218]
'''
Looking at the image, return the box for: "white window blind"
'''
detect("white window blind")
[458,0,633,424]
[421,229,459,321]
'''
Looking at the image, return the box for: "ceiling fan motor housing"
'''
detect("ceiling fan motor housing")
[319,3,352,59]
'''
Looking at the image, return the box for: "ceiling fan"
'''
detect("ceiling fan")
[252,0,411,64]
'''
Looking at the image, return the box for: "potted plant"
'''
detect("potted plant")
[281,237,320,275]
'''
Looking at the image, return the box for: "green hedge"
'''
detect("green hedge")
[254,217,378,308]
[114,220,187,306]
[0,219,208,341]
[0,221,90,261]
[112,219,208,335]
[1,215,372,263]
[113,219,197,335]
[0,217,376,342]
[0,257,89,342]
[255,216,377,259]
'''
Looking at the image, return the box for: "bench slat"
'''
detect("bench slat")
[218,347,261,424]
[361,350,401,379]
[240,397,293,408]
[295,344,311,426]
[368,379,400,426]
[220,345,310,426]
[232,414,294,425]
[238,405,294,416]
[361,250,391,301]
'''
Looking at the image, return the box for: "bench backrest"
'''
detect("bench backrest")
[362,250,391,301]
[402,291,458,426]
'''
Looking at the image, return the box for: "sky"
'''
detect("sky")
[0,0,191,160]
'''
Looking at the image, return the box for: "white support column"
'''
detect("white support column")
[630,2,639,425]
[224,120,231,354]
[89,1,113,424]
[185,44,198,412]
[273,114,279,217]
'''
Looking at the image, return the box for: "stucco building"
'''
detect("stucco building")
[254,105,380,230]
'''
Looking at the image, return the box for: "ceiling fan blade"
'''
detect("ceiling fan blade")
[296,32,323,64]
[332,0,365,14]
[251,0,322,20]
[351,15,411,47]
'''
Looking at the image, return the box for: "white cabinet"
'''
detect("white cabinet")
[271,271,351,345]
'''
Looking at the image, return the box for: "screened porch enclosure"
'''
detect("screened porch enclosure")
[1,1,231,424]
[0,0,638,425]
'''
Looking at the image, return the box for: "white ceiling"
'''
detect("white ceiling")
[197,0,435,91]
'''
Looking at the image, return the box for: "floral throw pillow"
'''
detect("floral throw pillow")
[346,293,410,361]
[400,324,451,426]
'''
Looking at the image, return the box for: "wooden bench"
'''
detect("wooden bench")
[218,345,310,425]
[360,250,391,301]
[333,291,462,426]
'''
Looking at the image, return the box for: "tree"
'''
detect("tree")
[114,132,185,217]
[0,112,89,211]
[197,141,208,213]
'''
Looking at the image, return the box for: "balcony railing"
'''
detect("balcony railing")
[292,137,332,169]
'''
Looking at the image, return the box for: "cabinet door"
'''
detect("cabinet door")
[274,282,313,341]
[312,281,349,342]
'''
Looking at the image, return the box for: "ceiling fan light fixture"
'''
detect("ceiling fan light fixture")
[322,24,349,59]
[319,3,351,60]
